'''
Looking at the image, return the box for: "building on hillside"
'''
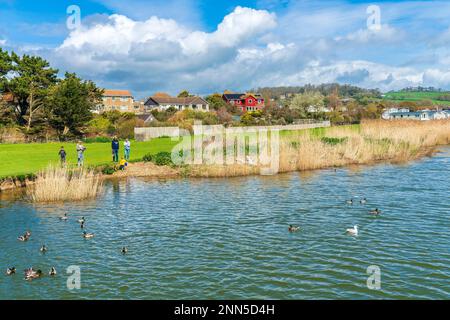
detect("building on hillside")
[0,92,14,104]
[222,92,265,112]
[144,94,209,112]
[98,89,135,113]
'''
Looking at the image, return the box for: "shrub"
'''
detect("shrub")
[152,152,173,166]
[84,136,111,143]
[142,153,153,162]
[101,165,116,175]
[321,137,348,145]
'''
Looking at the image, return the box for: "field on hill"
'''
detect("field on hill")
[383,91,450,106]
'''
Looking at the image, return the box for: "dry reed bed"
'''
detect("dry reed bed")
[190,120,450,177]
[28,166,103,203]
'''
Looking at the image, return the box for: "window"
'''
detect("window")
[120,106,128,111]
[248,99,253,104]
[258,99,262,104]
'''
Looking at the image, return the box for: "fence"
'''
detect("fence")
[134,121,331,141]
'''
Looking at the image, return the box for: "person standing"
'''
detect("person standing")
[112,136,120,162]
[58,146,67,167]
[76,141,86,167]
[124,138,131,161]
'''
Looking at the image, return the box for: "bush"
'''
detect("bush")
[101,165,116,175]
[321,137,348,145]
[142,153,153,162]
[152,152,173,166]
[84,136,111,143]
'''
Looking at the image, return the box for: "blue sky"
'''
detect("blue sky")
[1,0,450,98]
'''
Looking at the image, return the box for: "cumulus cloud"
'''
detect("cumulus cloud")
[40,2,450,97]
[0,39,6,46]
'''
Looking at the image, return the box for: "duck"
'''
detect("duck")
[83,231,94,239]
[346,199,354,205]
[59,213,68,221]
[288,225,300,233]
[369,208,381,215]
[360,198,367,204]
[49,267,57,276]
[25,269,43,281]
[18,235,28,242]
[78,217,86,224]
[6,267,16,275]
[121,247,128,254]
[346,225,358,236]
[40,245,48,253]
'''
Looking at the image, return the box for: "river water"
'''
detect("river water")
[0,148,449,300]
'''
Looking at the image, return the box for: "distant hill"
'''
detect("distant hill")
[383,90,450,106]
[252,83,381,100]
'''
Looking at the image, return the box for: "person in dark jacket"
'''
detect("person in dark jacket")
[112,136,120,162]
[58,146,67,167]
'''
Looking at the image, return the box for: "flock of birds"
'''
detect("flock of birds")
[6,197,381,279]
[6,214,128,281]
[287,197,382,237]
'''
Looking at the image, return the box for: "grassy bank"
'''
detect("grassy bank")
[0,137,178,178]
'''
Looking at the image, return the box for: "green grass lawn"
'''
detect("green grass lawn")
[0,138,178,178]
[383,91,450,106]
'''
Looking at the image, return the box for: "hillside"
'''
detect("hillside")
[383,90,450,106]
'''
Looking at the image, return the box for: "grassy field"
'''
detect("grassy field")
[0,138,179,178]
[383,91,450,106]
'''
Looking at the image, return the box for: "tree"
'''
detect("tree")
[47,72,103,138]
[0,48,12,90]
[6,53,58,129]
[177,90,192,98]
[205,93,229,111]
[290,91,325,117]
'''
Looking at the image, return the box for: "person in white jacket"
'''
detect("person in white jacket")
[124,139,131,161]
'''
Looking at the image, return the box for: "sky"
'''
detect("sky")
[1,0,450,99]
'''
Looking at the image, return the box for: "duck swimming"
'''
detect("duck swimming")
[80,221,85,229]
[121,247,128,254]
[59,213,68,221]
[18,231,31,242]
[346,225,358,236]
[40,245,48,253]
[369,208,381,215]
[6,267,16,275]
[25,269,43,281]
[78,217,86,224]
[288,225,300,232]
[83,231,94,239]
[49,267,57,276]
[360,198,367,204]
[346,199,353,205]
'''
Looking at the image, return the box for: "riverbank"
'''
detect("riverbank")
[2,120,449,194]
[106,119,450,179]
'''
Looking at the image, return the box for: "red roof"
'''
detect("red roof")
[103,89,133,97]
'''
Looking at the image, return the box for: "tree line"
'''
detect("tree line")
[0,48,103,140]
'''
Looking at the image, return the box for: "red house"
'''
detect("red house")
[222,92,265,112]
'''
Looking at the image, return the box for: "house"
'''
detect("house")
[98,89,135,113]
[385,110,450,121]
[144,94,209,112]
[222,92,265,112]
[137,113,155,124]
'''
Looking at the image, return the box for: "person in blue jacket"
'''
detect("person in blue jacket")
[112,136,120,162]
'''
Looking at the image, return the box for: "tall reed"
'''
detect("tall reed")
[29,166,103,202]
[189,120,450,177]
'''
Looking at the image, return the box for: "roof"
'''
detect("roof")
[145,96,208,106]
[0,92,14,102]
[103,89,133,97]
[223,93,245,100]
[223,93,264,100]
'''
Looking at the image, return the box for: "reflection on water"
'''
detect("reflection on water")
[0,148,449,300]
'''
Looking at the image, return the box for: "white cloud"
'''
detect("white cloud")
[41,2,450,97]
[0,39,6,46]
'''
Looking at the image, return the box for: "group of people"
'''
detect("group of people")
[58,137,131,169]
